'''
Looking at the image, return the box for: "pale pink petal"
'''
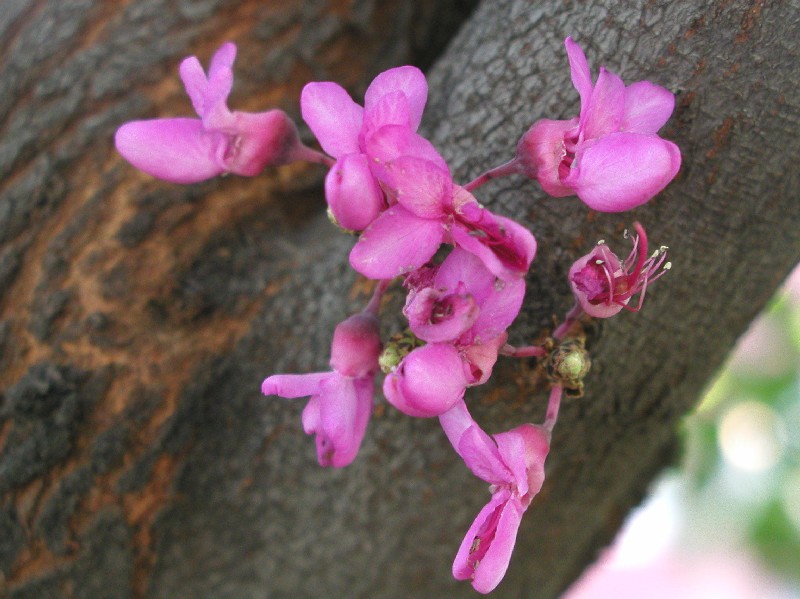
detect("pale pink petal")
[434,248,496,304]
[405,287,479,343]
[178,56,209,116]
[364,125,449,177]
[208,42,237,81]
[301,394,322,434]
[438,399,476,453]
[349,206,445,280]
[329,312,382,378]
[364,65,428,130]
[115,118,226,183]
[515,118,577,196]
[470,495,526,594]
[581,67,625,140]
[362,90,411,137]
[461,332,506,385]
[493,424,550,499]
[621,81,675,134]
[381,156,451,218]
[383,343,467,417]
[457,425,512,485]
[300,82,363,158]
[226,109,304,175]
[565,132,681,212]
[468,276,525,345]
[325,154,385,231]
[261,372,330,398]
[565,37,593,119]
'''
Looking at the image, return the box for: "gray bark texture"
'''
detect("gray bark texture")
[1,0,799,598]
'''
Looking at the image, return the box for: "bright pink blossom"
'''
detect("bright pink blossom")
[515,37,681,212]
[569,222,669,318]
[383,249,525,417]
[350,127,537,281]
[261,311,381,467]
[116,43,317,184]
[301,66,428,230]
[439,401,550,594]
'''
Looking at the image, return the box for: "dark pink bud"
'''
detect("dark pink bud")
[329,312,382,378]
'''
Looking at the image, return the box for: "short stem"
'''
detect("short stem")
[364,279,391,315]
[499,343,548,358]
[544,384,563,433]
[553,303,584,340]
[293,143,335,167]
[463,158,521,192]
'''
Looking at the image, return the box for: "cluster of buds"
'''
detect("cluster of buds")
[116,37,678,594]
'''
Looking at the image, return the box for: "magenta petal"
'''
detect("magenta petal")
[621,81,675,134]
[364,65,428,131]
[261,372,330,398]
[300,82,363,158]
[462,333,506,386]
[115,118,226,183]
[405,287,479,343]
[493,424,550,498]
[381,156,451,218]
[362,90,411,137]
[383,343,467,418]
[515,118,577,196]
[208,42,237,80]
[568,247,627,317]
[468,277,525,345]
[434,248,496,302]
[316,374,373,467]
[349,206,444,280]
[325,154,384,231]
[329,312,382,378]
[566,132,681,212]
[364,125,449,176]
[565,37,593,120]
[470,495,526,594]
[179,56,210,117]
[438,399,476,453]
[581,67,625,140]
[226,109,302,175]
[457,425,511,485]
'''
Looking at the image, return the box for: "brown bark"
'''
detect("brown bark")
[1,0,799,598]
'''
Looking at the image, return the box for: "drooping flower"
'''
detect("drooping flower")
[349,127,537,281]
[439,400,550,594]
[301,66,430,231]
[515,37,681,212]
[569,222,670,318]
[383,248,525,417]
[261,310,381,468]
[116,42,320,184]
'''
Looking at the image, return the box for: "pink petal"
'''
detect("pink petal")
[381,156,451,218]
[179,56,209,116]
[115,118,226,183]
[568,247,627,318]
[364,125,449,178]
[438,399,476,453]
[225,109,303,175]
[470,495,526,594]
[581,67,625,140]
[349,206,444,280]
[325,153,385,231]
[383,343,467,418]
[405,287,479,343]
[565,37,593,120]
[362,90,411,137]
[300,82,363,158]
[621,81,675,134]
[565,132,681,212]
[461,332,506,386]
[364,65,428,130]
[316,374,373,467]
[208,42,237,81]
[261,372,330,398]
[468,276,525,345]
[434,247,496,303]
[493,424,550,499]
[457,425,512,485]
[453,489,509,582]
[451,208,536,282]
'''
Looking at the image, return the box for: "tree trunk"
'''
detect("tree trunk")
[1,1,798,598]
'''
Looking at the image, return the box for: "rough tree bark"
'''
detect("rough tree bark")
[1,1,798,598]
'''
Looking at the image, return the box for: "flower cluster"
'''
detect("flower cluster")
[115,37,679,594]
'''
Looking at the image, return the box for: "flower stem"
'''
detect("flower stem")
[365,279,391,315]
[463,158,521,192]
[544,384,563,433]
[500,343,548,358]
[294,144,336,167]
[553,303,584,340]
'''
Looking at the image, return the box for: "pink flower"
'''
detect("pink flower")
[439,401,550,594]
[301,66,429,231]
[349,127,537,281]
[116,43,316,183]
[516,37,681,212]
[569,222,669,318]
[261,312,381,467]
[383,249,525,417]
